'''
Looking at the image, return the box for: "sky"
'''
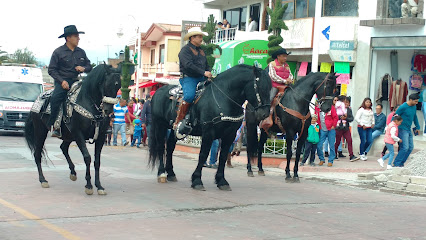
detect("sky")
[0,0,218,65]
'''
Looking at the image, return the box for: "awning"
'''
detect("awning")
[128,81,158,89]
[155,76,180,85]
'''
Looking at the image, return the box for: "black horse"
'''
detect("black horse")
[24,64,122,195]
[148,65,271,191]
[245,72,337,181]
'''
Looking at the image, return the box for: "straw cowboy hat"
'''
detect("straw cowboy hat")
[58,25,85,38]
[184,27,208,41]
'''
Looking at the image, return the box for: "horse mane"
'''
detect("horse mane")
[213,64,263,90]
[292,72,327,89]
[81,64,107,93]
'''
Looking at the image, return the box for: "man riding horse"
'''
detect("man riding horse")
[173,27,212,136]
[48,25,92,137]
[261,47,293,129]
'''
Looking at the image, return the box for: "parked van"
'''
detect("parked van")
[0,64,44,131]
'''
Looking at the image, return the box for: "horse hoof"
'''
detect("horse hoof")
[167,176,178,182]
[247,172,254,177]
[70,174,77,181]
[41,182,49,188]
[293,177,300,183]
[97,189,107,195]
[85,188,94,195]
[258,171,265,176]
[218,185,232,191]
[285,178,293,183]
[157,173,167,183]
[192,185,206,191]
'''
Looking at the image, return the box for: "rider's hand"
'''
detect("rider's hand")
[286,79,293,84]
[61,80,69,90]
[204,71,212,78]
[75,66,85,72]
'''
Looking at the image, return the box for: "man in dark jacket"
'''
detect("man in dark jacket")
[174,27,211,135]
[48,25,92,137]
[365,104,386,154]
[141,94,152,145]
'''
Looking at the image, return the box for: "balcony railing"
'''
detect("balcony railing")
[211,28,237,43]
[142,63,164,75]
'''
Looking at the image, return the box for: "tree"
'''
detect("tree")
[0,47,9,64]
[201,14,222,70]
[266,0,289,64]
[11,48,37,64]
[120,46,134,100]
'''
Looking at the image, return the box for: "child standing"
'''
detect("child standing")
[300,115,320,166]
[131,119,143,148]
[377,115,403,170]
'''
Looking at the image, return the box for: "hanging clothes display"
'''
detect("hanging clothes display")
[389,79,408,111]
[376,73,392,103]
[390,50,399,80]
[412,54,426,73]
[409,74,423,91]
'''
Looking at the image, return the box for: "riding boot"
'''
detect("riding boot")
[226,153,233,168]
[173,100,191,130]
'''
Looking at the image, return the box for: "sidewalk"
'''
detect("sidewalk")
[174,144,422,183]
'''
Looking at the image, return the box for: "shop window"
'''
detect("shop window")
[322,0,358,17]
[250,4,261,31]
[387,0,403,18]
[159,44,165,64]
[150,49,155,65]
[223,7,247,30]
[282,0,316,19]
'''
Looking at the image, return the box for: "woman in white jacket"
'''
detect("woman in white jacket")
[355,98,375,160]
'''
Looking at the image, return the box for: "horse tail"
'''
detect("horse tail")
[24,113,36,154]
[245,112,259,163]
[147,118,168,170]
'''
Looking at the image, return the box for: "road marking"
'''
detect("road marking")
[0,197,80,240]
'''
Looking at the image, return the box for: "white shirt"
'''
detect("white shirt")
[247,20,258,32]
[355,108,375,127]
[408,0,418,6]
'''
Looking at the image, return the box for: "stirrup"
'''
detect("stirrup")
[51,128,62,138]
[175,121,192,140]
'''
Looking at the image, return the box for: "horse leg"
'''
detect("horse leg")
[74,134,93,195]
[285,136,294,182]
[247,155,253,177]
[155,126,168,183]
[293,138,305,183]
[60,141,77,181]
[257,130,268,176]
[191,136,213,191]
[33,118,49,188]
[94,136,107,195]
[215,135,234,191]
[165,130,178,182]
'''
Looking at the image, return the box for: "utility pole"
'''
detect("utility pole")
[105,44,111,61]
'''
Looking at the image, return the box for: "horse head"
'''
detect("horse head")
[315,72,337,113]
[246,66,272,121]
[100,64,122,116]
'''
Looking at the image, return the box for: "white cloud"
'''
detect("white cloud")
[0,0,219,65]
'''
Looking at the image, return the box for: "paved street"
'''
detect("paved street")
[0,133,426,240]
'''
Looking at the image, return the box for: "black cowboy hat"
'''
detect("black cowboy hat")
[58,25,85,38]
[272,48,291,59]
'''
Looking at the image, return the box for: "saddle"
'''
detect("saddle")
[168,80,209,102]
[31,81,84,129]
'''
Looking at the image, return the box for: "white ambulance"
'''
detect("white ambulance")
[0,64,44,131]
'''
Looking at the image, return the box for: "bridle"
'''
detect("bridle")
[315,73,335,107]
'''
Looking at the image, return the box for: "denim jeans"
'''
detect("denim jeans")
[113,123,126,145]
[324,138,342,152]
[317,129,336,163]
[180,76,204,103]
[382,143,396,166]
[131,135,141,147]
[209,139,220,165]
[422,102,426,134]
[393,128,414,167]
[357,127,372,155]
[302,141,317,164]
[365,130,383,153]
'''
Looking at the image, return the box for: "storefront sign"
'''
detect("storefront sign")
[329,50,356,62]
[281,18,314,49]
[330,41,355,51]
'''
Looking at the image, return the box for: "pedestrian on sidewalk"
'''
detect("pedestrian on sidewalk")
[365,103,386,154]
[131,119,143,148]
[112,99,129,146]
[315,98,338,167]
[141,94,152,146]
[205,139,220,168]
[393,94,421,167]
[300,114,320,166]
[125,99,136,144]
[377,115,403,170]
[381,105,400,156]
[355,98,375,161]
[334,95,347,158]
[105,118,113,146]
[335,96,359,162]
